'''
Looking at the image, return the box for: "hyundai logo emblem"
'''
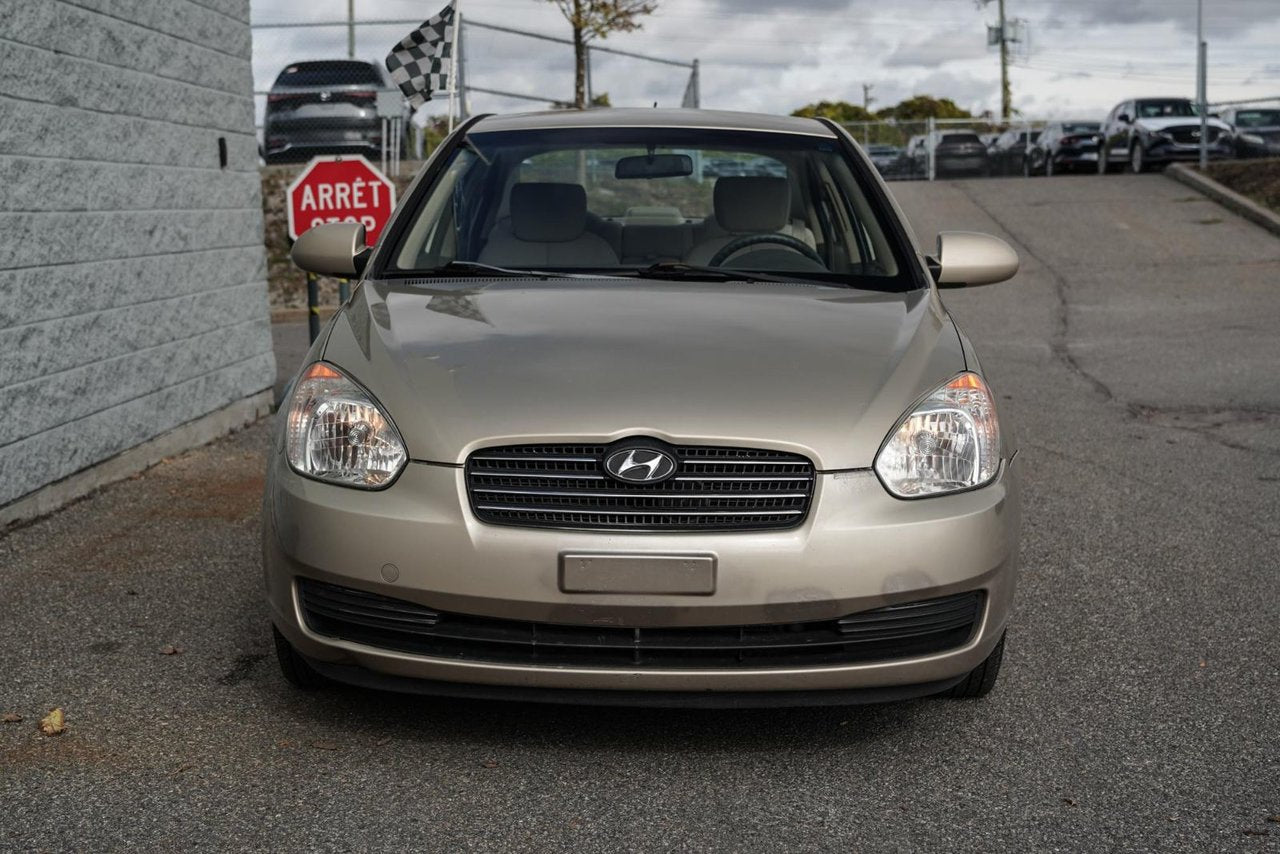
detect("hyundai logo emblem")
[603,446,677,484]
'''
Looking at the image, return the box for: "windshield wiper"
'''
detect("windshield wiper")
[623,262,796,284]
[405,261,566,279]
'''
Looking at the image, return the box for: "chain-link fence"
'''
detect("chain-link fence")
[842,117,1051,182]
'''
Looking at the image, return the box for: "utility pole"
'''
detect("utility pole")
[347,0,355,58]
[997,0,1010,120]
[1197,0,1208,169]
[862,83,875,112]
[982,0,1013,120]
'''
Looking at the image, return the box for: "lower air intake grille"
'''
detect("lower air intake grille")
[465,442,815,532]
[299,579,983,669]
[1166,125,1220,144]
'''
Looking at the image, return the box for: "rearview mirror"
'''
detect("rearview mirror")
[614,153,693,179]
[291,221,371,278]
[1118,113,1132,124]
[932,232,1019,288]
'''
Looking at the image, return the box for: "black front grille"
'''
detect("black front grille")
[1165,125,1220,144]
[299,579,984,669]
[465,442,815,532]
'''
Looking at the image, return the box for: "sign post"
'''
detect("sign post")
[286,156,397,341]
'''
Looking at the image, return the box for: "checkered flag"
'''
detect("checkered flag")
[385,2,456,111]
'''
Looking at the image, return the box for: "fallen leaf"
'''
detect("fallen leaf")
[375,737,391,746]
[39,708,66,736]
[481,759,498,769]
[1062,798,1078,807]
[1267,816,1280,824]
[2,713,22,723]
[1198,660,1207,668]
[160,645,184,656]
[175,761,195,773]
[1242,829,1269,837]
[311,740,340,751]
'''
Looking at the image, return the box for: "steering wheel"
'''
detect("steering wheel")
[707,233,824,268]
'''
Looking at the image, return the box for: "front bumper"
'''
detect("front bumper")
[1146,140,1233,163]
[264,452,1021,697]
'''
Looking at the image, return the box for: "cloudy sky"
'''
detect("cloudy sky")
[250,0,1280,123]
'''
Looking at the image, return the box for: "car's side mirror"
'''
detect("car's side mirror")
[931,232,1019,288]
[291,221,372,278]
[1118,113,1132,124]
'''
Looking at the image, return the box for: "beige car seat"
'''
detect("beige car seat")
[478,183,619,267]
[685,177,816,266]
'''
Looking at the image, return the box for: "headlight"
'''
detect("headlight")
[873,373,1001,498]
[1240,133,1265,145]
[286,362,407,488]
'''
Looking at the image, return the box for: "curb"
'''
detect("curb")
[1165,163,1280,238]
[1,390,274,530]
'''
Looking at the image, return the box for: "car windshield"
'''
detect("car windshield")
[1235,110,1280,128]
[1136,100,1198,118]
[386,126,911,288]
[941,133,981,144]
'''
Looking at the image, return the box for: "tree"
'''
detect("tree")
[791,101,876,124]
[545,0,658,109]
[875,96,973,122]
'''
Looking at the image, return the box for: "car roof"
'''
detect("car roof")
[470,108,837,137]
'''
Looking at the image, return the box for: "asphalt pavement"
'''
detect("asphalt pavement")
[2,173,1278,852]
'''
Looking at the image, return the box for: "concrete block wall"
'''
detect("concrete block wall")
[0,0,276,508]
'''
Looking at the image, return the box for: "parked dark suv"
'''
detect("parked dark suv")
[1219,107,1280,159]
[1097,97,1232,173]
[263,60,387,164]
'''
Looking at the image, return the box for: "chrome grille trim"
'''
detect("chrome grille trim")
[465,442,816,531]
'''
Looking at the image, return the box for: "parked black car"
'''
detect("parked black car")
[987,128,1040,176]
[1023,121,1101,176]
[1219,106,1280,159]
[931,131,990,178]
[1098,97,1233,173]
[263,60,388,164]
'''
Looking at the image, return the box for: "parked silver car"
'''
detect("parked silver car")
[267,109,1022,706]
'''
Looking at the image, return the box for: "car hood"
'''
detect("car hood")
[1135,116,1231,133]
[320,278,967,470]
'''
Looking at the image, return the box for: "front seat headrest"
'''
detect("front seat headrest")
[714,177,790,233]
[510,183,588,243]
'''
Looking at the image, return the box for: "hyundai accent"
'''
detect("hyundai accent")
[266,109,1021,706]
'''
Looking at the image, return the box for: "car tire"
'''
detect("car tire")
[1097,148,1109,174]
[1130,141,1147,173]
[945,632,1005,699]
[272,624,330,690]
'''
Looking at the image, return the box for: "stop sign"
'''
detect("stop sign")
[286,155,397,244]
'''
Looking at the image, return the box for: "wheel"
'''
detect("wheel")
[945,632,1005,698]
[1097,148,1109,174]
[1130,142,1147,174]
[272,624,330,690]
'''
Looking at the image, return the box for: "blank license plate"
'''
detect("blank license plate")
[560,553,716,595]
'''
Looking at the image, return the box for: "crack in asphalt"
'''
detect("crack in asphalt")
[950,181,1117,403]
[948,181,1280,461]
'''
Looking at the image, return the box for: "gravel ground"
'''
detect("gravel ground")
[2,173,1278,852]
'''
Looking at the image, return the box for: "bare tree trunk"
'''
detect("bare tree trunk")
[572,0,587,109]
